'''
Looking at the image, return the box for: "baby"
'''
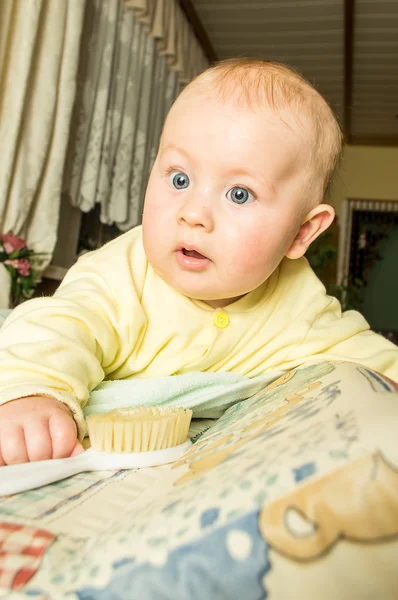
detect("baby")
[0,59,397,466]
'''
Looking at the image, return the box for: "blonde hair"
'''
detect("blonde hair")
[189,58,343,204]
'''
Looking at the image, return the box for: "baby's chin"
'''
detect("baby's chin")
[199,295,246,309]
[174,284,250,308]
[147,260,262,307]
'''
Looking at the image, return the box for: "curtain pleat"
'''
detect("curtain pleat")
[125,0,208,83]
[0,0,86,256]
[65,0,208,231]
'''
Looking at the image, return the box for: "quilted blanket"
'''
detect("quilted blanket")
[0,360,397,599]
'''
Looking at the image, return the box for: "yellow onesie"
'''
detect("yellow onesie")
[0,225,397,438]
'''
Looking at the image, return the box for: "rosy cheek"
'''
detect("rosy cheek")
[220,241,257,286]
[227,227,283,288]
[241,237,260,264]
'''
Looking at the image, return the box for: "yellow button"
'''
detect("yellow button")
[214,310,229,329]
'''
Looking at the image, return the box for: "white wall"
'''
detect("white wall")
[330,145,398,218]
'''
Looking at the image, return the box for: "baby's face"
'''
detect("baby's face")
[142,87,310,307]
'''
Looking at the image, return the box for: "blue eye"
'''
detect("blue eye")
[170,171,190,190]
[227,186,252,205]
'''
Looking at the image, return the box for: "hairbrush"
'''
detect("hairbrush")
[0,406,192,496]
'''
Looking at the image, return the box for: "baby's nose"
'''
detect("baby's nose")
[177,196,214,231]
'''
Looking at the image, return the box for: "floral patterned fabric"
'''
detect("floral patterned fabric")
[0,361,397,599]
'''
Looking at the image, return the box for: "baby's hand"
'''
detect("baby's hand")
[0,396,83,465]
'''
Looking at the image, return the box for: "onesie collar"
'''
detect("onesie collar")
[189,268,279,314]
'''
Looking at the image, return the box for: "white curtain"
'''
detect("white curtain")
[125,0,210,84]
[0,0,86,308]
[65,0,208,231]
[0,0,86,255]
[0,267,10,310]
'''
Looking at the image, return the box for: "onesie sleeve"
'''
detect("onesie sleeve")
[0,230,147,439]
[287,298,398,382]
[276,260,398,382]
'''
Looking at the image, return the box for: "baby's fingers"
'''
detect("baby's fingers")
[0,425,29,465]
[24,420,53,462]
[70,441,84,457]
[49,412,78,459]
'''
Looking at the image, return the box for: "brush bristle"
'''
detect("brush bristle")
[86,406,193,453]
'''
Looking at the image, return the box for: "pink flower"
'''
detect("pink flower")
[16,258,31,276]
[1,232,26,254]
[4,259,19,269]
[4,258,31,276]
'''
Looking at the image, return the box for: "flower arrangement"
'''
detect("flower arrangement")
[0,232,47,306]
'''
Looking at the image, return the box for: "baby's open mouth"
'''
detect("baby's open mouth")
[176,247,210,270]
[182,248,207,259]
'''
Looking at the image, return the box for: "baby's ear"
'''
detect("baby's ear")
[285,204,335,259]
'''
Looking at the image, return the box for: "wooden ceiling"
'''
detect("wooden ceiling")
[180,0,398,146]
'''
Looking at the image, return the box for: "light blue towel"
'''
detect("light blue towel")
[84,371,283,419]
